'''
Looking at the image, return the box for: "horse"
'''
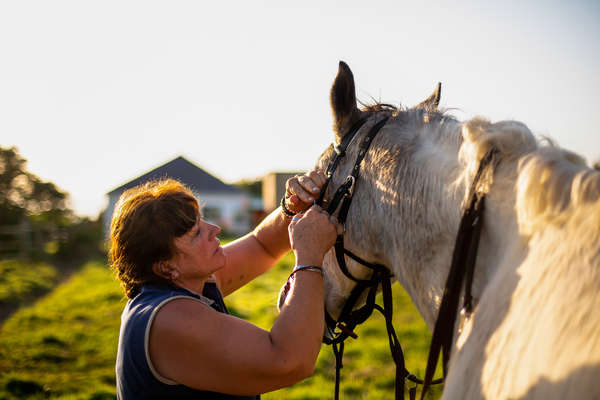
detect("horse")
[314,62,600,399]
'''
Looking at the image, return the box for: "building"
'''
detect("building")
[104,156,250,236]
[261,171,304,212]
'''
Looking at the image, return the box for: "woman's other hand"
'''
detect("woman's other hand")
[284,168,327,214]
[288,205,339,266]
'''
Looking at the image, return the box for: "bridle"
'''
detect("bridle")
[316,112,498,400]
[316,114,442,400]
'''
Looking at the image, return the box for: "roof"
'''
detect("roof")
[107,156,242,196]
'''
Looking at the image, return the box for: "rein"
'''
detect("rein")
[419,147,499,399]
[317,114,497,400]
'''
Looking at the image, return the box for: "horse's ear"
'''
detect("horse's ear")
[416,82,442,110]
[330,61,360,142]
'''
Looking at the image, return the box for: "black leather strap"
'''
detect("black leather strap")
[320,113,449,400]
[420,148,498,399]
[317,117,369,206]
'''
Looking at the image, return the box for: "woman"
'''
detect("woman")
[111,169,338,399]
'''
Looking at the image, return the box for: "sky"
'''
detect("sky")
[1,1,599,218]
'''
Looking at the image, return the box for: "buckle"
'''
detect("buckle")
[344,176,356,198]
[337,322,358,339]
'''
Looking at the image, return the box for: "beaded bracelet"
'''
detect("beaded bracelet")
[280,196,296,217]
[290,265,323,278]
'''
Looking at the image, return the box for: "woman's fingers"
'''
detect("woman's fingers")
[298,175,320,195]
[306,168,327,189]
[286,176,315,203]
[288,205,339,258]
[328,215,343,235]
[284,168,329,213]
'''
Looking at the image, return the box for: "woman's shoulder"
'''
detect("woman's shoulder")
[147,292,222,355]
[133,283,215,308]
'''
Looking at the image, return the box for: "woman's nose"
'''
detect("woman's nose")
[210,223,221,237]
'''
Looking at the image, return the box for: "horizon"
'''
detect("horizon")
[2,1,599,217]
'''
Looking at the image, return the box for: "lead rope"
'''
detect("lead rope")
[379,275,407,399]
[377,276,444,399]
[332,341,344,400]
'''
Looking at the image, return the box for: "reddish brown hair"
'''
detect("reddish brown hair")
[109,179,201,298]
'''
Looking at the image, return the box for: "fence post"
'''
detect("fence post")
[20,219,32,260]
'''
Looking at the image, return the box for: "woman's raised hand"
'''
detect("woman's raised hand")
[288,205,339,266]
[283,168,328,215]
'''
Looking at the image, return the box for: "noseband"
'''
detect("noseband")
[317,113,497,400]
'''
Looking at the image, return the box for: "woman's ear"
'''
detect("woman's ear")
[152,261,178,281]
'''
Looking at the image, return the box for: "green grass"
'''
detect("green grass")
[0,259,58,304]
[0,261,124,400]
[227,253,443,400]
[0,256,442,399]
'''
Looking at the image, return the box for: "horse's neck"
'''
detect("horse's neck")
[348,118,523,330]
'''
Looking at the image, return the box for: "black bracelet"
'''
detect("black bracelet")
[280,196,296,217]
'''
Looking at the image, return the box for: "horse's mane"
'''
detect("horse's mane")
[359,102,401,113]
[517,147,600,237]
[359,101,449,119]
[459,116,600,238]
[358,101,600,239]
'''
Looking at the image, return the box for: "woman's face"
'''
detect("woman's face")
[170,217,225,282]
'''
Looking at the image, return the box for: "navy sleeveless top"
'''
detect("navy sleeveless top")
[115,281,260,400]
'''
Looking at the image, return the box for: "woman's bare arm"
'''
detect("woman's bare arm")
[149,206,334,395]
[215,168,327,296]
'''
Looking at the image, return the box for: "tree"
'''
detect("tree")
[0,147,70,225]
[594,160,600,171]
[0,146,78,259]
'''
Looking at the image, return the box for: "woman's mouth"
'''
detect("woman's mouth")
[214,239,223,255]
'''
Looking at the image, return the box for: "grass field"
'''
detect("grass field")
[0,260,58,304]
[0,256,442,399]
